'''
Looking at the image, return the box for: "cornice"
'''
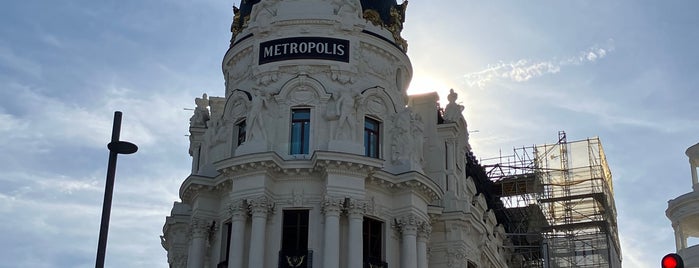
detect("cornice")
[179,174,216,203]
[666,190,699,219]
[272,18,337,27]
[359,41,400,63]
[311,150,383,176]
[368,170,443,203]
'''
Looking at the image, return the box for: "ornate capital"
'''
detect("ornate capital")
[190,217,212,239]
[247,196,273,217]
[347,199,367,217]
[418,221,432,241]
[322,197,344,216]
[228,200,248,220]
[396,214,421,235]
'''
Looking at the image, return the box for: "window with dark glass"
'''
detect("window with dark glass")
[218,221,232,267]
[290,109,310,155]
[364,117,380,158]
[237,120,246,146]
[280,210,311,268]
[363,217,385,267]
[282,210,309,251]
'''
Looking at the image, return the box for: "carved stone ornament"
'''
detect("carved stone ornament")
[228,200,248,220]
[396,214,421,234]
[418,221,432,240]
[190,217,213,239]
[322,196,344,216]
[443,88,465,123]
[190,93,210,128]
[291,189,305,207]
[346,199,367,217]
[446,248,468,268]
[247,196,274,216]
[246,88,273,142]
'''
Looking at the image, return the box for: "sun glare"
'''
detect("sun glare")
[407,74,453,101]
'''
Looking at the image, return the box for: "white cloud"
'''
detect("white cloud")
[465,41,615,88]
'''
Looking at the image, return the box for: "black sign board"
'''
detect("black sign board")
[259,37,350,65]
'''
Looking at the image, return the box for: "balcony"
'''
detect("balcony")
[278,249,313,268]
[364,257,388,268]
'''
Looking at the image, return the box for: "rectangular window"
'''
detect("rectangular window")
[363,217,385,267]
[219,221,232,267]
[282,210,309,251]
[279,210,311,268]
[237,120,246,146]
[290,109,311,155]
[364,117,380,158]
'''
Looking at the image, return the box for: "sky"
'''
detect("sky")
[1,0,698,267]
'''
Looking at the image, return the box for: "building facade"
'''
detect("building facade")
[161,0,510,267]
[666,143,699,267]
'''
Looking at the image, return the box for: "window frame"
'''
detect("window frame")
[236,119,246,146]
[363,217,384,263]
[290,108,311,155]
[364,117,381,158]
[281,209,310,251]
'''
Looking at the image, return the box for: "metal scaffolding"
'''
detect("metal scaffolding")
[483,132,621,268]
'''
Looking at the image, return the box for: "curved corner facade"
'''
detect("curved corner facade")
[161,1,510,268]
[666,143,699,267]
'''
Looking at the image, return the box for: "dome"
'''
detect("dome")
[230,0,409,51]
[360,0,403,26]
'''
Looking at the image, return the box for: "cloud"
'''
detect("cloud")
[0,45,42,78]
[465,41,615,88]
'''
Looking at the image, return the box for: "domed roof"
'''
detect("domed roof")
[360,0,401,26]
[230,0,409,51]
[230,0,260,38]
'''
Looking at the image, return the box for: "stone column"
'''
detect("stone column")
[187,217,210,268]
[397,215,419,268]
[691,159,698,189]
[672,221,687,251]
[347,200,366,268]
[248,197,272,268]
[417,222,431,268]
[228,201,247,268]
[322,197,343,268]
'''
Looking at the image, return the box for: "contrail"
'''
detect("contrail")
[465,41,614,88]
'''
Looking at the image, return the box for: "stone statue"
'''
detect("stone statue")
[391,109,412,164]
[334,90,361,140]
[190,93,210,127]
[443,89,464,123]
[410,112,425,165]
[246,88,270,142]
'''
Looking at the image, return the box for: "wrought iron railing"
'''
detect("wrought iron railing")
[364,257,388,268]
[278,249,313,268]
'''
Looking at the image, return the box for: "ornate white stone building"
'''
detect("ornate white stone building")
[666,143,699,267]
[161,0,511,267]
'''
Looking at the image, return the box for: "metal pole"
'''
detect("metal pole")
[94,111,137,267]
[95,111,123,268]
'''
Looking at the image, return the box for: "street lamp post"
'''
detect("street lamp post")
[95,111,138,268]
